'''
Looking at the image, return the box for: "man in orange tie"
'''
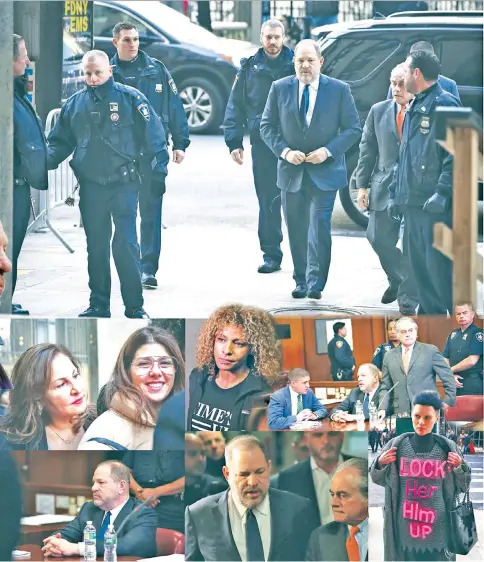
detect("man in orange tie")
[355,63,417,314]
[306,458,369,561]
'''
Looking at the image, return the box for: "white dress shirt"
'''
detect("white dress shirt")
[311,455,343,525]
[228,491,271,562]
[367,384,379,405]
[289,386,301,416]
[347,517,368,562]
[78,498,129,556]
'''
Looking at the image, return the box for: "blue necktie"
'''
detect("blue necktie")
[246,509,265,561]
[299,84,310,128]
[363,393,370,420]
[97,511,111,541]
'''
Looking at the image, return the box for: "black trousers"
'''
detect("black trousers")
[12,184,32,295]
[282,173,337,291]
[251,140,283,264]
[404,206,453,314]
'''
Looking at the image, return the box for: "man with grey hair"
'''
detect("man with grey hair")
[268,367,327,429]
[186,434,318,561]
[224,19,294,275]
[47,49,169,319]
[42,460,157,558]
[261,39,360,300]
[306,457,369,561]
[378,317,456,419]
[355,62,417,314]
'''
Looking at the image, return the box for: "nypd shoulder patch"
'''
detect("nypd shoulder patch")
[336,341,343,348]
[476,332,483,342]
[138,103,150,121]
[168,78,178,94]
[373,347,379,357]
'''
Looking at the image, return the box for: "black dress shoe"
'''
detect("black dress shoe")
[141,272,158,289]
[381,282,400,304]
[12,305,29,315]
[291,284,307,299]
[125,307,150,319]
[257,260,281,274]
[78,307,111,318]
[307,289,322,300]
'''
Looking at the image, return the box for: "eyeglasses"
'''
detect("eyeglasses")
[131,356,178,376]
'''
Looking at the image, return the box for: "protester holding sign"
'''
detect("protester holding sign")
[370,390,471,561]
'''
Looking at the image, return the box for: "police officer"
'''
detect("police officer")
[372,317,400,370]
[388,50,460,315]
[124,450,185,533]
[110,21,190,290]
[327,322,355,381]
[443,303,483,396]
[224,19,294,274]
[47,50,169,319]
[12,34,48,316]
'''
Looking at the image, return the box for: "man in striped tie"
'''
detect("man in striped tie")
[306,458,369,561]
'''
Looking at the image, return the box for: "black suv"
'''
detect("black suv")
[316,13,483,227]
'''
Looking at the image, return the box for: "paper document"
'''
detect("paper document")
[21,514,75,525]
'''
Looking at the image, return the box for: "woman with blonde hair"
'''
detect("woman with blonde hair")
[188,304,280,431]
[79,326,184,450]
[0,344,95,450]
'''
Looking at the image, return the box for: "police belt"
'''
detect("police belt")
[138,481,183,500]
[104,162,141,185]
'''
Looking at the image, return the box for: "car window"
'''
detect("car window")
[94,4,158,39]
[324,38,401,82]
[441,34,483,88]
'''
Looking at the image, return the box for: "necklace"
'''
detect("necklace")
[47,425,77,445]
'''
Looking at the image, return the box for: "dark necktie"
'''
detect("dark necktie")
[246,509,265,561]
[97,510,111,541]
[363,393,370,420]
[299,83,310,128]
[297,394,303,414]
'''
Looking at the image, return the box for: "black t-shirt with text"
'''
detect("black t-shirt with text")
[190,378,243,432]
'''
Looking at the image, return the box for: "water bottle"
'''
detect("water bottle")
[83,520,96,562]
[369,402,378,427]
[104,524,117,562]
[355,400,364,422]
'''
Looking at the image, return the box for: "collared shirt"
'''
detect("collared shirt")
[298,77,320,127]
[78,498,129,556]
[228,491,271,562]
[310,455,343,525]
[368,384,379,405]
[347,518,369,562]
[289,386,301,416]
[401,343,415,365]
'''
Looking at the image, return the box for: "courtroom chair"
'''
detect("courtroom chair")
[247,406,269,431]
[445,395,484,422]
[156,528,185,556]
[271,372,289,392]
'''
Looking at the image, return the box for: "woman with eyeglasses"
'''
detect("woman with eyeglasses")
[78,326,185,450]
[0,344,96,450]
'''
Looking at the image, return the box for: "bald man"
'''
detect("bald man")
[261,39,361,301]
[47,50,169,320]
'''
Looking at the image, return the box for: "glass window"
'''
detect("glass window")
[324,38,401,82]
[441,35,483,88]
[93,4,158,39]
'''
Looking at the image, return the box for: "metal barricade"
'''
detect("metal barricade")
[27,107,74,253]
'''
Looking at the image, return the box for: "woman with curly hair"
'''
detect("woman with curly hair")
[79,326,184,450]
[188,304,280,431]
[0,344,96,450]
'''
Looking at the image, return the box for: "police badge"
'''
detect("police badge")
[109,102,119,112]
[155,84,163,93]
[110,112,119,122]
[451,332,457,339]
[420,116,430,134]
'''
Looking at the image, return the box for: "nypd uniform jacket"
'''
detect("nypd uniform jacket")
[223,45,294,151]
[111,50,190,151]
[327,336,356,380]
[14,75,48,191]
[389,82,461,207]
[46,77,169,185]
[372,341,398,370]
[443,324,483,395]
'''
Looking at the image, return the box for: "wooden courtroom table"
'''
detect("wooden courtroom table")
[21,525,63,549]
[15,545,139,562]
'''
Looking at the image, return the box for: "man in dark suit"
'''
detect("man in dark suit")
[378,317,456,419]
[0,452,22,561]
[42,461,157,558]
[356,64,417,313]
[330,363,382,422]
[260,39,361,300]
[268,367,327,429]
[386,41,460,102]
[185,435,318,561]
[275,431,345,526]
[306,458,369,561]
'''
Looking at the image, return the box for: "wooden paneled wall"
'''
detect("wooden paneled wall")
[275,315,483,382]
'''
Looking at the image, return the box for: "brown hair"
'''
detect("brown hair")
[104,326,185,426]
[0,362,13,390]
[196,304,281,380]
[0,344,94,447]
[288,368,310,382]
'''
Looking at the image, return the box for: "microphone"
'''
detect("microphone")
[112,494,157,537]
[378,381,400,411]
